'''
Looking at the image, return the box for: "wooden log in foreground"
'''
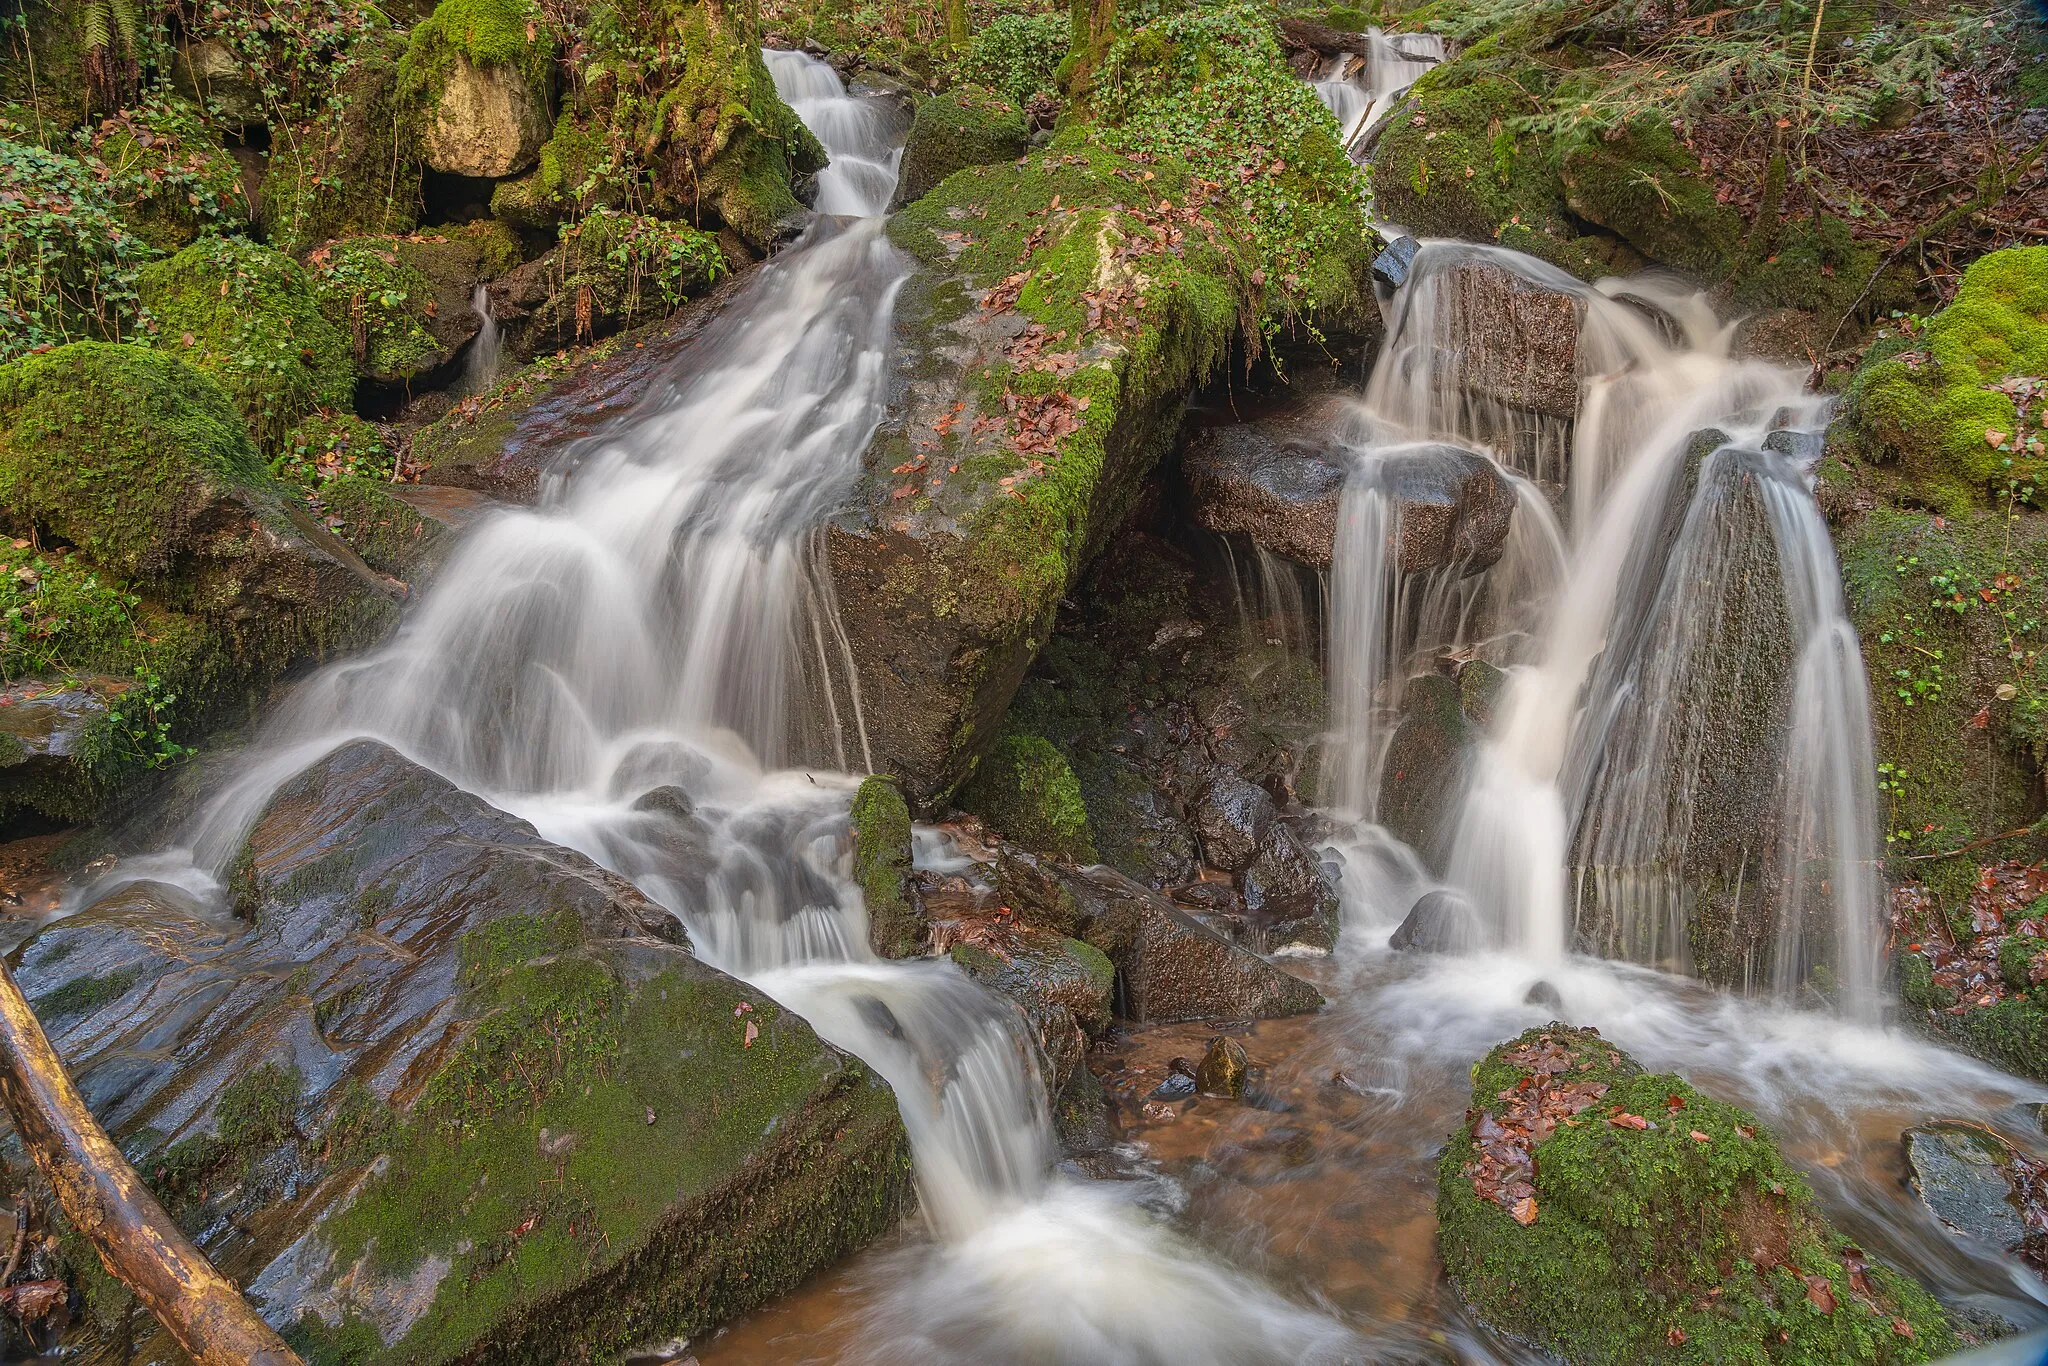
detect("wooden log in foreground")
[0,959,302,1366]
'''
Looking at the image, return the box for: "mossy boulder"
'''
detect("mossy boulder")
[1440,1025,1957,1364]
[0,0,90,133]
[890,86,1029,211]
[264,32,423,255]
[138,237,355,452]
[12,739,913,1364]
[1898,953,2048,1082]
[850,774,920,958]
[1848,247,2048,513]
[307,237,447,385]
[1558,120,1744,281]
[950,928,1113,1093]
[0,342,402,817]
[400,0,555,179]
[958,12,1068,107]
[959,734,1098,864]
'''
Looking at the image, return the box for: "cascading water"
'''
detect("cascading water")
[456,281,504,395]
[1320,237,1879,1005]
[1311,30,1444,156]
[62,48,1368,1363]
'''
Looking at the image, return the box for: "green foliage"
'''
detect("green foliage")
[559,210,724,315]
[960,732,1097,861]
[273,411,393,487]
[0,137,146,361]
[0,543,148,681]
[959,12,1068,104]
[398,0,554,114]
[183,0,389,126]
[1850,246,2048,511]
[87,95,250,252]
[261,31,422,255]
[307,237,440,382]
[1442,1026,1955,1364]
[1089,4,1367,311]
[137,236,355,451]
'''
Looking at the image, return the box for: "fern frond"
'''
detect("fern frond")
[78,0,111,55]
[109,0,138,55]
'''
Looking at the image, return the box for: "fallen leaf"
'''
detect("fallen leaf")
[743,1019,759,1048]
[1689,1130,1711,1142]
[1667,1326,1688,1346]
[1805,1275,1836,1313]
[1510,1196,1538,1226]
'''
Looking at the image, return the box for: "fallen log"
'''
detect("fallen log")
[0,959,302,1366]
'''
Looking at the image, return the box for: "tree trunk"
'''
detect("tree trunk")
[0,960,302,1366]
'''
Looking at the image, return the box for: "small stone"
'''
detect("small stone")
[1390,889,1483,953]
[1195,1036,1251,1100]
[1523,980,1564,1015]
[1149,1072,1197,1102]
[645,1107,657,1125]
[1372,234,1422,289]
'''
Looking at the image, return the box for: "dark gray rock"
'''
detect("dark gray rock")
[1238,823,1340,953]
[949,927,1114,1093]
[1117,876,1324,1024]
[1377,673,1469,874]
[1523,979,1565,1014]
[1372,234,1421,289]
[1389,888,1483,953]
[1905,1123,2030,1249]
[1192,772,1279,872]
[1371,444,1519,576]
[1183,420,1348,571]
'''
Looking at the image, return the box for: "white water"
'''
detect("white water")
[1319,240,1876,1006]
[1311,30,1444,155]
[456,281,504,395]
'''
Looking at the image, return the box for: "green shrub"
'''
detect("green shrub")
[0,137,146,361]
[88,96,250,252]
[306,237,441,382]
[273,411,393,488]
[959,13,1067,105]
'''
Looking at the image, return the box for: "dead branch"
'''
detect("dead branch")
[0,960,302,1366]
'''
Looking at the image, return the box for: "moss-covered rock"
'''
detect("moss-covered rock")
[890,86,1028,210]
[263,32,423,255]
[306,237,445,385]
[1558,120,1744,281]
[850,774,920,958]
[950,928,1113,1092]
[1898,952,2048,1082]
[503,210,726,352]
[273,410,395,489]
[399,0,555,179]
[958,12,1068,107]
[1848,247,2048,513]
[138,237,355,452]
[0,0,91,134]
[959,734,1098,863]
[0,342,401,817]
[12,740,914,1364]
[1441,1026,1956,1364]
[310,475,451,584]
[0,135,150,361]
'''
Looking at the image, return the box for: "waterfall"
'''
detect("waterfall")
[456,282,503,395]
[1311,30,1445,156]
[1323,241,1882,1010]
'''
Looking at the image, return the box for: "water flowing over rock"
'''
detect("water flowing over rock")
[1389,888,1482,952]
[16,740,912,1362]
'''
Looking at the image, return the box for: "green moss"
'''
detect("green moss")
[1850,247,2048,512]
[1999,935,2046,991]
[959,733,1097,862]
[311,475,442,580]
[217,1061,304,1149]
[310,924,912,1365]
[137,238,355,452]
[495,110,619,226]
[1732,213,1905,319]
[1899,951,2048,1084]
[1442,1026,1956,1364]
[401,0,553,93]
[0,340,272,578]
[1835,504,2047,873]
[1558,119,1742,279]
[895,87,1029,207]
[32,966,139,1020]
[850,775,920,959]
[274,412,394,488]
[307,237,442,383]
[1373,70,1575,251]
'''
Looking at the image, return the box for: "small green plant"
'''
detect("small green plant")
[0,139,147,361]
[958,13,1067,105]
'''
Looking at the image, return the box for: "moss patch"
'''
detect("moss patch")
[1848,247,2048,513]
[894,86,1028,208]
[1441,1026,1956,1364]
[959,733,1097,862]
[307,238,443,383]
[138,237,355,452]
[850,774,920,958]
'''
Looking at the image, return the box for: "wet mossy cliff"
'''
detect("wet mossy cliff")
[1441,1026,1956,1364]
[8,740,911,1363]
[826,3,1374,805]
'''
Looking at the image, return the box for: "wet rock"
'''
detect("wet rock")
[1081,756,1200,888]
[1191,772,1278,872]
[1372,234,1421,289]
[0,679,116,777]
[959,734,1097,863]
[1522,980,1564,1014]
[1238,823,1340,953]
[1149,1071,1197,1101]
[1053,1065,1118,1153]
[1182,418,1348,571]
[413,267,759,501]
[950,928,1114,1093]
[1569,439,1802,986]
[1195,1035,1250,1099]
[1185,426,1514,576]
[1441,1026,1958,1362]
[1107,871,1324,1024]
[14,741,913,1362]
[1377,673,1468,874]
[1905,1123,2030,1249]
[1431,262,1582,421]
[1390,889,1482,953]
[994,846,1085,936]
[851,775,920,958]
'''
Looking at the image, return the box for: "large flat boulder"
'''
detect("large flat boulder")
[13,740,911,1363]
